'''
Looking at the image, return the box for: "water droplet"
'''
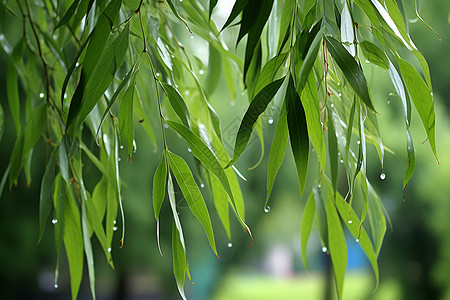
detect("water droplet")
[387,99,391,105]
[108,247,112,252]
[113,226,118,231]
[133,140,137,153]
[338,93,342,97]
[241,91,245,96]
[340,159,344,164]
[171,55,175,58]
[227,242,233,248]
[164,124,169,128]
[356,239,360,243]
[39,92,45,98]
[75,62,80,67]
[54,284,58,289]
[200,183,205,188]
[431,92,434,96]
[322,246,327,253]
[330,103,335,108]
[365,60,370,63]
[338,152,341,156]
[118,157,121,162]
[318,184,321,188]
[184,90,190,96]
[380,172,386,180]
[120,145,124,149]
[268,117,274,125]
[264,205,271,213]
[187,147,192,153]
[52,219,58,224]
[153,148,157,153]
[64,93,67,99]
[348,220,353,224]
[356,140,361,145]
[155,72,160,77]
[230,101,235,106]
[190,35,194,39]
[199,69,204,75]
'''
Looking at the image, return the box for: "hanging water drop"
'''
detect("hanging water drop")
[39,92,45,98]
[231,101,235,106]
[190,35,194,39]
[340,159,344,164]
[380,172,386,180]
[64,93,67,99]
[356,140,360,145]
[118,157,121,162]
[199,69,204,75]
[75,62,80,67]
[108,248,112,253]
[200,183,205,188]
[156,72,160,77]
[227,242,233,248]
[322,246,327,253]
[113,220,117,225]
[54,284,58,289]
[356,239,360,243]
[132,140,137,153]
[52,219,58,224]
[113,226,118,231]
[268,117,274,125]
[120,145,124,150]
[264,205,271,213]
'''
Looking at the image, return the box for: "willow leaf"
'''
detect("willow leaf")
[163,84,190,127]
[359,41,389,70]
[119,77,136,158]
[153,152,167,221]
[301,192,316,269]
[325,36,376,112]
[172,221,187,300]
[221,0,249,31]
[327,106,338,196]
[168,151,217,256]
[286,76,309,198]
[397,56,437,160]
[227,77,285,168]
[266,103,288,204]
[39,151,56,243]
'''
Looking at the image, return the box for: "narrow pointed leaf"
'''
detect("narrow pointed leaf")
[301,192,316,269]
[266,103,288,204]
[396,55,437,160]
[286,77,309,197]
[359,41,389,70]
[168,151,217,256]
[341,0,355,56]
[228,77,285,168]
[119,78,136,157]
[153,152,167,221]
[162,84,190,127]
[325,36,376,111]
[328,107,339,196]
[39,152,56,243]
[297,25,323,93]
[221,0,249,31]
[172,221,187,300]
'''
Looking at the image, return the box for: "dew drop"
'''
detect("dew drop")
[356,239,360,243]
[184,90,190,96]
[190,35,194,39]
[230,101,235,106]
[340,159,344,164]
[52,219,58,224]
[348,220,353,224]
[318,184,321,188]
[241,91,245,96]
[200,183,205,188]
[171,55,175,58]
[113,226,118,231]
[322,246,327,253]
[120,145,124,149]
[356,140,360,145]
[365,60,370,63]
[227,242,233,248]
[338,93,342,97]
[380,172,386,180]
[113,220,117,225]
[39,92,45,98]
[153,148,157,153]
[108,247,112,253]
[330,103,335,108]
[199,69,204,75]
[54,284,58,289]
[268,117,274,125]
[187,147,192,153]
[264,205,271,213]
[64,93,67,99]
[155,72,160,77]
[75,62,80,67]
[118,157,121,162]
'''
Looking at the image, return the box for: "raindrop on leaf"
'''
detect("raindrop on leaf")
[268,117,274,125]
[113,226,118,231]
[108,248,112,253]
[380,172,386,180]
[227,242,233,248]
[348,220,353,224]
[39,92,45,98]
[199,69,204,75]
[54,284,58,289]
[356,239,360,243]
[52,219,58,224]
[322,247,327,253]
[264,205,271,213]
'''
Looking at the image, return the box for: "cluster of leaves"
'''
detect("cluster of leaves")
[0,0,437,299]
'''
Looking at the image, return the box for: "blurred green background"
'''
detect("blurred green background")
[1,0,450,299]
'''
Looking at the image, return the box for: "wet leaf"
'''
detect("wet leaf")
[301,192,316,269]
[359,41,389,70]
[162,83,190,128]
[153,152,167,221]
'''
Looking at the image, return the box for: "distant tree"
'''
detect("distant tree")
[0,0,438,299]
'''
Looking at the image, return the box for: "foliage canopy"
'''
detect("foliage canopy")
[0,0,438,299]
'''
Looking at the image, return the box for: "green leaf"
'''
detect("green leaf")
[325,36,376,112]
[324,182,347,300]
[367,184,387,256]
[53,175,65,288]
[313,183,328,247]
[340,0,355,56]
[286,76,309,198]
[396,55,437,160]
[67,23,129,132]
[63,186,83,300]
[359,41,389,70]
[81,192,96,300]
[59,137,70,184]
[165,0,191,32]
[54,0,81,31]
[221,0,249,31]
[301,72,326,169]
[205,44,222,96]
[210,173,231,239]
[39,151,56,243]
[209,0,218,18]
[254,52,288,95]
[153,152,167,221]
[172,220,187,300]
[327,106,339,196]
[0,103,3,142]
[227,77,285,168]
[168,151,217,256]
[266,103,288,204]
[119,78,136,158]
[7,59,21,136]
[301,192,316,269]
[162,83,190,128]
